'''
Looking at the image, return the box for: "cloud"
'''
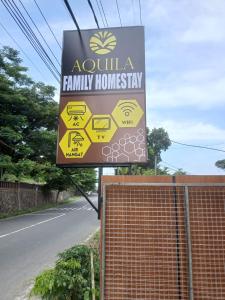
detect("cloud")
[147,71,225,109]
[148,118,225,143]
[180,15,225,43]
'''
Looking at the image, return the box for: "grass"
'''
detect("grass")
[0,196,79,220]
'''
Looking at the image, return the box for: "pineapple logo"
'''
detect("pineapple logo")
[89,31,117,55]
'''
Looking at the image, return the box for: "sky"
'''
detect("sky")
[1,0,225,175]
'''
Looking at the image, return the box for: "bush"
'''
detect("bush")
[31,244,100,300]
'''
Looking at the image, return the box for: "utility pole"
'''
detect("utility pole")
[154,155,157,175]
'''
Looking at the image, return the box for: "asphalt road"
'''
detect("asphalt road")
[0,195,99,300]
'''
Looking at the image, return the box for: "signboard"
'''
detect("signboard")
[57,26,147,166]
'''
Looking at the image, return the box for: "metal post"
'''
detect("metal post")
[172,176,182,300]
[154,156,157,175]
[98,167,103,219]
[184,186,194,300]
[128,165,132,175]
[90,250,96,300]
[65,170,98,213]
[101,184,106,300]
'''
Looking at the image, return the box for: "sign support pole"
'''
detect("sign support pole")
[65,170,98,214]
[98,167,103,219]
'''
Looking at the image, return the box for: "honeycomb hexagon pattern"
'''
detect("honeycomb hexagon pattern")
[102,128,146,163]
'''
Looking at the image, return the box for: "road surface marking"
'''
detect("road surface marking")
[30,213,63,215]
[0,214,66,239]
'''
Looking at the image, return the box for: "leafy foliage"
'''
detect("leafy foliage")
[0,46,96,190]
[31,244,100,300]
[215,159,225,170]
[146,127,171,167]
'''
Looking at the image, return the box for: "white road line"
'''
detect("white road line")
[77,205,87,210]
[30,213,63,215]
[0,214,66,239]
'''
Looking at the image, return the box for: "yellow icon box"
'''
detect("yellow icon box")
[59,129,91,159]
[112,99,144,128]
[60,101,92,129]
[86,114,117,143]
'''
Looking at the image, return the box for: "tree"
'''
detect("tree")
[147,127,171,168]
[215,159,225,170]
[0,46,96,190]
[0,46,58,161]
[173,168,187,175]
[0,154,14,179]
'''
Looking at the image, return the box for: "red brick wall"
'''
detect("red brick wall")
[101,176,225,300]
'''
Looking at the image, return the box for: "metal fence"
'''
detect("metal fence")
[101,183,225,300]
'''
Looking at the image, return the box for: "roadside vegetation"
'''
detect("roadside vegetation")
[30,231,100,300]
[0,46,96,191]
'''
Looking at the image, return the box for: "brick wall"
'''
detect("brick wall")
[101,176,225,300]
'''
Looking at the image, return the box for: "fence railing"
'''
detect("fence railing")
[101,182,225,300]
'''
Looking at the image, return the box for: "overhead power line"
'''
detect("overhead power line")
[115,0,122,27]
[171,140,225,153]
[87,0,100,29]
[1,0,60,83]
[95,0,106,27]
[138,0,142,25]
[161,160,189,173]
[33,0,62,49]
[161,160,181,171]
[99,0,108,27]
[18,0,61,67]
[160,163,180,173]
[7,0,60,78]
[63,0,80,31]
[0,21,45,79]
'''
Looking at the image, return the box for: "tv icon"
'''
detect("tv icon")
[92,117,111,131]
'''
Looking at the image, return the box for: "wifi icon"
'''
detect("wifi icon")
[112,99,144,128]
[118,100,137,117]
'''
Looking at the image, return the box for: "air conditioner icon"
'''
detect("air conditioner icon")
[67,105,86,115]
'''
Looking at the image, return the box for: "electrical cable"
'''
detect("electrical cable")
[138,0,142,25]
[87,0,100,29]
[99,0,108,27]
[160,161,190,174]
[33,0,62,49]
[18,0,61,67]
[95,0,106,27]
[1,0,60,83]
[0,21,45,79]
[171,140,225,153]
[160,164,179,172]
[115,0,122,26]
[8,0,60,75]
[161,160,183,172]
[63,0,80,31]
[6,0,60,76]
